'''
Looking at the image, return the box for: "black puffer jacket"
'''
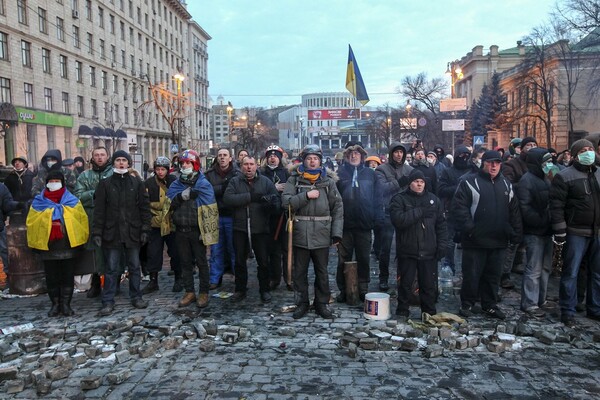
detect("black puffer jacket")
[390,188,447,260]
[502,151,528,184]
[336,163,383,230]
[205,163,241,217]
[550,161,600,237]
[223,172,281,234]
[438,146,472,212]
[452,169,523,249]
[374,141,413,210]
[516,148,552,236]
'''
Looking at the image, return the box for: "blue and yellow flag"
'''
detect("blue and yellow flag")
[345,45,370,106]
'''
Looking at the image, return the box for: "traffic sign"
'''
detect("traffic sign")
[170,143,179,153]
[440,98,467,112]
[473,136,485,146]
[442,119,465,131]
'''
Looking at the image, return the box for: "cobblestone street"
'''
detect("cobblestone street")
[1,247,600,399]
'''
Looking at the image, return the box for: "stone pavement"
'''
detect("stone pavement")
[1,246,600,399]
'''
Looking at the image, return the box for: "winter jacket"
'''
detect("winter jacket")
[92,172,151,248]
[31,149,77,196]
[516,148,552,236]
[502,152,528,184]
[223,172,281,234]
[550,161,600,237]
[390,188,448,260]
[438,146,472,213]
[451,169,523,249]
[375,142,413,210]
[4,169,34,202]
[336,163,383,230]
[282,165,343,249]
[145,174,177,229]
[0,183,19,231]
[205,163,241,217]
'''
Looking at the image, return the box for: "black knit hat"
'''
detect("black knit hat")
[520,136,537,149]
[408,169,426,185]
[112,150,132,166]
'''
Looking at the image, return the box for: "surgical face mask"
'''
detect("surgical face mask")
[542,162,555,174]
[113,168,129,174]
[46,160,57,168]
[181,167,194,175]
[578,150,596,166]
[46,182,62,192]
[427,157,436,165]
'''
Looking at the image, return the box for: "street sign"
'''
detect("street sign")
[418,117,427,127]
[473,135,485,146]
[170,143,179,153]
[440,98,467,112]
[442,119,465,131]
[399,117,417,130]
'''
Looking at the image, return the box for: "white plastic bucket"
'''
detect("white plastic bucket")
[363,292,391,320]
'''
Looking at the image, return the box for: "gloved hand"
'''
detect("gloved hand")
[421,206,436,219]
[260,195,272,204]
[180,187,192,201]
[140,232,149,245]
[554,233,566,245]
[92,236,102,248]
[331,236,342,246]
[250,189,262,202]
[397,176,409,187]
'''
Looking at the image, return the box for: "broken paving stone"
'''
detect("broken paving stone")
[115,350,132,364]
[455,337,468,350]
[378,339,395,351]
[201,319,218,336]
[161,337,180,350]
[426,335,439,345]
[2,349,20,362]
[80,376,102,390]
[192,322,207,339]
[359,338,378,350]
[277,327,296,337]
[36,379,52,395]
[439,328,453,340]
[428,327,439,337]
[497,333,516,345]
[222,332,239,344]
[199,340,215,352]
[487,341,505,353]
[138,343,157,358]
[339,336,360,347]
[84,347,99,358]
[466,336,480,348]
[400,339,419,352]
[538,331,556,345]
[516,323,534,337]
[348,342,357,358]
[30,369,45,384]
[107,369,131,385]
[46,366,69,381]
[5,379,25,394]
[442,338,456,351]
[424,345,444,358]
[372,331,392,340]
[0,366,18,382]
[496,324,506,333]
[18,341,40,353]
[184,330,197,340]
[239,328,249,339]
[72,353,87,365]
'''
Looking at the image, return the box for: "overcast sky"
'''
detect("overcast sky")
[188,0,555,109]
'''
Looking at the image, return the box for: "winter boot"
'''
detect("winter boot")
[47,286,60,317]
[142,272,159,294]
[87,273,101,298]
[60,286,75,316]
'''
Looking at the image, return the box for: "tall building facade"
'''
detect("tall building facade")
[0,0,209,167]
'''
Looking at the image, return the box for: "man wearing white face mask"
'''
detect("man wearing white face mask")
[550,139,600,328]
[31,149,77,197]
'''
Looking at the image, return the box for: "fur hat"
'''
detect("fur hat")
[520,136,537,149]
[343,144,367,159]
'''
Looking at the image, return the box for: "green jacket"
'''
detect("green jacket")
[282,165,343,249]
[74,163,113,246]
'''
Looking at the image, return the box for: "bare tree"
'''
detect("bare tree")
[398,73,447,116]
[553,0,600,34]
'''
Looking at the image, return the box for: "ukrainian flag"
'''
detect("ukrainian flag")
[345,44,370,106]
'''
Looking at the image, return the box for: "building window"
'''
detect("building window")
[0,32,8,60]
[112,74,118,93]
[59,55,68,78]
[85,0,92,20]
[24,83,33,107]
[38,7,48,34]
[98,7,104,28]
[41,48,51,73]
[121,50,125,68]
[47,126,56,149]
[56,17,65,41]
[0,0,5,16]
[113,104,119,122]
[44,87,53,111]
[91,98,97,117]
[123,78,128,99]
[0,77,11,103]
[75,61,82,82]
[99,39,105,58]
[101,70,107,90]
[21,41,32,67]
[124,106,129,124]
[77,95,84,116]
[110,45,116,63]
[17,0,27,25]
[129,27,134,45]
[86,33,93,54]
[109,14,115,34]
[89,66,96,87]
[72,26,80,48]
[62,92,69,113]
[103,101,108,119]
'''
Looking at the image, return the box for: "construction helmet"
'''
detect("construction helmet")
[300,144,323,161]
[153,156,171,170]
[179,149,201,172]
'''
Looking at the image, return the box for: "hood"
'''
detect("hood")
[584,133,600,152]
[41,149,63,171]
[433,145,445,159]
[388,141,407,166]
[526,147,551,178]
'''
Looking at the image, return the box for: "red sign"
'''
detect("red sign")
[308,109,361,120]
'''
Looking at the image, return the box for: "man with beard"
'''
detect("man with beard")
[74,147,113,298]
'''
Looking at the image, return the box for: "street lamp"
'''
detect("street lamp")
[445,61,463,98]
[299,117,305,150]
[173,71,185,152]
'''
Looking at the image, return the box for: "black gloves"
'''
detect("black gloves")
[332,236,342,245]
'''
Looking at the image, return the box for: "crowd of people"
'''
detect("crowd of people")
[0,134,599,326]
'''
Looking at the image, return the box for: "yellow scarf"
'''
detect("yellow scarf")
[302,171,320,184]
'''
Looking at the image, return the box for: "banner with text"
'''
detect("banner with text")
[308,109,361,120]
